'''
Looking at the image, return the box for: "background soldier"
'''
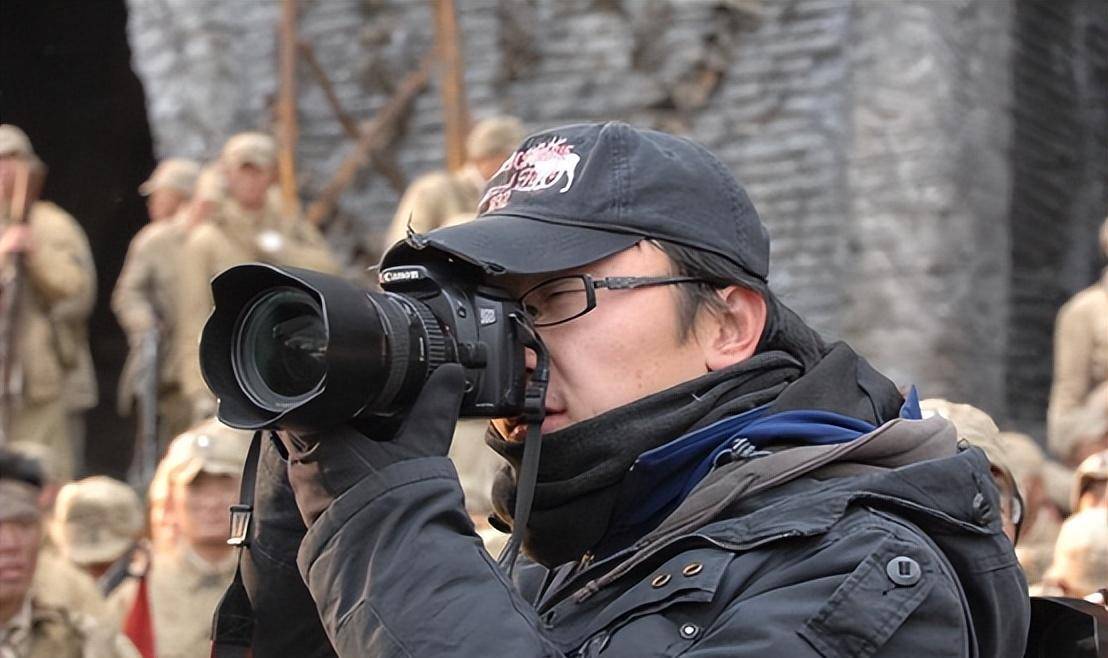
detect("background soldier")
[6,441,113,624]
[49,476,144,585]
[175,133,338,420]
[1048,217,1108,455]
[106,418,249,658]
[0,124,95,481]
[381,115,525,247]
[0,449,139,658]
[112,158,201,464]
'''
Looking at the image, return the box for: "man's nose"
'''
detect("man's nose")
[524,346,537,373]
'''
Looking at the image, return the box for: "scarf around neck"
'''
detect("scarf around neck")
[486,351,805,567]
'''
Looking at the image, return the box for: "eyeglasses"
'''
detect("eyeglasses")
[519,274,711,327]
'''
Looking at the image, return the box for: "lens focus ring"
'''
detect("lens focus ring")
[409,300,448,372]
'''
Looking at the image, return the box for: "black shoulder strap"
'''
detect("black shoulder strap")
[210,430,263,658]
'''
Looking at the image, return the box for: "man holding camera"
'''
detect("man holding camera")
[229,123,1028,656]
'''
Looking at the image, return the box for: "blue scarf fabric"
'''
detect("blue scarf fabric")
[603,387,922,550]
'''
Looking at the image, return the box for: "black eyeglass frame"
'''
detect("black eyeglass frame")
[519,274,712,327]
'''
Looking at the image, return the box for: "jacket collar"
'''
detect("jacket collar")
[572,415,981,594]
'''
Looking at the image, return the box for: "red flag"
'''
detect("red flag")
[122,575,156,658]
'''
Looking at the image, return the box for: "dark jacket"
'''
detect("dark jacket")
[294,415,1029,657]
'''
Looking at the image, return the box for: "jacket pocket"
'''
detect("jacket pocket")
[797,533,937,658]
[551,547,735,657]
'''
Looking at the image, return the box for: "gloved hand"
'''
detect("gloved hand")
[279,363,466,526]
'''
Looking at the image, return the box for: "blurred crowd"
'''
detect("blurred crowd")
[0,117,1105,656]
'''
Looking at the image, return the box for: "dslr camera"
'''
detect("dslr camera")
[198,259,536,432]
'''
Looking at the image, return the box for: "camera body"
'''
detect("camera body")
[199,260,530,432]
[378,262,528,416]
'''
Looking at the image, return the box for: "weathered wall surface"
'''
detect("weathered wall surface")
[125,0,1108,434]
[843,0,1013,414]
[1007,0,1108,433]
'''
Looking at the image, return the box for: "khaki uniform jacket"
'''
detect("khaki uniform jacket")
[112,215,188,407]
[106,548,236,658]
[381,167,484,249]
[176,197,339,407]
[1048,271,1108,452]
[0,598,138,658]
[1,201,95,406]
[31,545,108,622]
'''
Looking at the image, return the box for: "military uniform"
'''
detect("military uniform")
[381,116,525,249]
[175,135,338,415]
[113,159,201,443]
[105,547,236,658]
[381,166,483,247]
[30,546,109,622]
[0,598,138,658]
[1,199,95,481]
[113,215,193,440]
[1049,269,1108,458]
[106,419,248,658]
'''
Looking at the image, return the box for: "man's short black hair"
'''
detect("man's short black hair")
[0,448,46,489]
[654,239,771,341]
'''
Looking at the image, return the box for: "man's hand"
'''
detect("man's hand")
[279,363,466,526]
[0,225,33,255]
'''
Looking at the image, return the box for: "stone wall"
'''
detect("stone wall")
[125,0,1108,434]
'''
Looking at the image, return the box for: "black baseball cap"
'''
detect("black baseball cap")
[381,122,769,280]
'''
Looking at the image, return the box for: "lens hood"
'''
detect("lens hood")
[200,263,390,431]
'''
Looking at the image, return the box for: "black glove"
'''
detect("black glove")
[279,363,466,526]
[241,433,337,657]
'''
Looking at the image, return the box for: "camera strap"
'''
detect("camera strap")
[210,430,262,658]
[497,316,549,576]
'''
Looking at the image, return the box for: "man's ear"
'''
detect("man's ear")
[698,286,767,371]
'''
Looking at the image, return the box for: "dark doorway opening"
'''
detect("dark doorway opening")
[1,0,156,478]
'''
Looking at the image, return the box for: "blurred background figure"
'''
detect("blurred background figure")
[1048,217,1108,456]
[175,133,338,422]
[1071,450,1108,513]
[49,476,144,589]
[0,124,95,481]
[994,431,1065,587]
[0,448,139,658]
[1033,507,1108,602]
[1049,382,1108,469]
[113,158,201,463]
[106,418,249,658]
[10,440,109,624]
[920,399,1025,542]
[382,115,524,247]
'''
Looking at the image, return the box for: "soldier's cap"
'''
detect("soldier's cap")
[221,132,277,170]
[1044,507,1108,596]
[139,158,201,196]
[0,124,34,158]
[50,476,143,566]
[0,447,44,522]
[8,440,65,485]
[163,417,251,486]
[919,399,1014,475]
[466,116,526,161]
[1072,449,1108,511]
[382,121,770,280]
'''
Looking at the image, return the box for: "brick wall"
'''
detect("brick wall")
[125,0,1108,433]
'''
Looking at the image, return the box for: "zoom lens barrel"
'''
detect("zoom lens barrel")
[200,264,451,431]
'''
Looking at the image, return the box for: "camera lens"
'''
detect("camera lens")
[233,287,327,411]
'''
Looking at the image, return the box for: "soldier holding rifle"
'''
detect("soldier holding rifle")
[0,125,94,481]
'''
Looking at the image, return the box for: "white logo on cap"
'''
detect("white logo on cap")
[479,137,581,214]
